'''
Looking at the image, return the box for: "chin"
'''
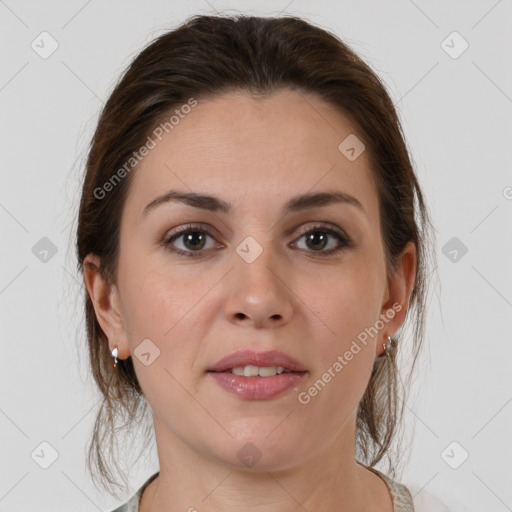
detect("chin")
[209,431,305,472]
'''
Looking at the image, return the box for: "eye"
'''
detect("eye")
[163,223,220,258]
[162,222,352,258]
[292,222,352,255]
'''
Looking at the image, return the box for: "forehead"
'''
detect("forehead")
[125,89,378,220]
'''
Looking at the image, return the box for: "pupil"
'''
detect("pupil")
[307,232,327,250]
[185,232,205,250]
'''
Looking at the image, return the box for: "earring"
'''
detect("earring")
[111,346,119,367]
[385,335,396,353]
[377,336,394,360]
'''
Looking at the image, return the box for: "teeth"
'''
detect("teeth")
[230,365,289,377]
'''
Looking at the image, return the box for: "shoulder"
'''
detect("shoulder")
[109,492,140,512]
[406,483,453,512]
[108,472,159,512]
[369,466,454,512]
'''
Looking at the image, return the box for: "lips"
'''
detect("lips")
[207,349,307,373]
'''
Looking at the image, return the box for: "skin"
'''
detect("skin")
[84,89,416,512]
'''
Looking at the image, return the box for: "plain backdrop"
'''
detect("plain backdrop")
[1,1,511,511]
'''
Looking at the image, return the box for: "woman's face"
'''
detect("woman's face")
[86,89,415,470]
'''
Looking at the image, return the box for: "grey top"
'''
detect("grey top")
[110,468,418,511]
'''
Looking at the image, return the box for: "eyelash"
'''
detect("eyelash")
[162,222,352,258]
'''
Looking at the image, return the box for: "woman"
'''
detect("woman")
[77,13,448,512]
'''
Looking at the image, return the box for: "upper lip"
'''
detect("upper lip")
[207,350,307,372]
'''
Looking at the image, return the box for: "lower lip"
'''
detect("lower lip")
[207,371,307,400]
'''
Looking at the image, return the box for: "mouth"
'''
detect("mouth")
[209,365,305,377]
[206,350,308,400]
[207,349,307,374]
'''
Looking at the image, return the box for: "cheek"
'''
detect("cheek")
[299,259,383,409]
[117,256,215,390]
[299,294,378,435]
[118,272,204,409]
[118,246,205,339]
[308,261,384,351]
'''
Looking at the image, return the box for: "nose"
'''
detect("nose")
[224,242,294,328]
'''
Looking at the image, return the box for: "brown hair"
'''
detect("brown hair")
[76,13,436,497]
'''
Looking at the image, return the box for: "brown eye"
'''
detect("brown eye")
[303,231,329,251]
[163,224,218,258]
[179,231,207,251]
[293,224,352,255]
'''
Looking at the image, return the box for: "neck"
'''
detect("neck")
[140,412,393,512]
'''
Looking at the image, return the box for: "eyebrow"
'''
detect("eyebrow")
[142,190,366,218]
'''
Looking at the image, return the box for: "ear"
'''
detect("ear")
[83,254,130,360]
[376,241,417,357]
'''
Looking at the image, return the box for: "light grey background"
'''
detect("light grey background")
[1,1,511,511]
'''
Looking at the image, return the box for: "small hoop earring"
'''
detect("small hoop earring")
[111,346,119,367]
[377,335,395,360]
